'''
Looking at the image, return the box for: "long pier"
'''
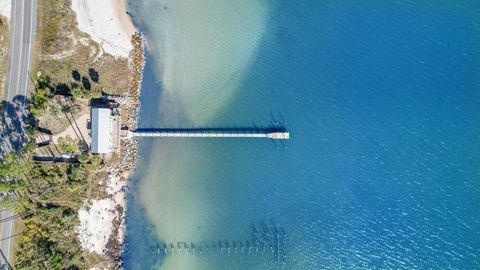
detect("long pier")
[125,128,289,140]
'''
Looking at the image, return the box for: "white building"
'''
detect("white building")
[91,108,112,153]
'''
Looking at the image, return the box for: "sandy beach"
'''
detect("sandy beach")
[71,0,144,265]
[71,0,135,58]
[0,0,10,19]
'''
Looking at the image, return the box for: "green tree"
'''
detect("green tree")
[67,165,86,184]
[89,89,102,99]
[71,87,83,99]
[0,181,24,192]
[30,89,48,117]
[26,127,39,140]
[61,105,71,114]
[0,151,23,178]
[76,154,89,164]
[0,198,22,212]
[90,156,102,168]
[57,136,79,154]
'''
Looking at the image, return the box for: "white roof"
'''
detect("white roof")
[91,108,111,153]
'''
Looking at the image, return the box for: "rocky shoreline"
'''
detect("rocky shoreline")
[103,32,145,267]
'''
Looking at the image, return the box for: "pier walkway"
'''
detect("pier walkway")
[125,128,289,140]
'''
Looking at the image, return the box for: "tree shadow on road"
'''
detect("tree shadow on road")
[0,95,34,156]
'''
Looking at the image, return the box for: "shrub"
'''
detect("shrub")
[76,154,89,164]
[57,136,79,154]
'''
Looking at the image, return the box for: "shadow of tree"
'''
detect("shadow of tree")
[71,82,79,89]
[71,70,81,81]
[81,77,91,90]
[37,126,52,135]
[88,68,99,83]
[55,83,71,96]
[0,95,33,156]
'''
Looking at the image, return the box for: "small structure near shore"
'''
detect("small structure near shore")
[90,104,121,154]
[91,108,111,153]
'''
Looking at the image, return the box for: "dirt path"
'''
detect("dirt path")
[51,112,90,146]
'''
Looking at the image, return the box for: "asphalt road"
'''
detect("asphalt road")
[0,209,14,268]
[1,0,37,267]
[5,0,37,102]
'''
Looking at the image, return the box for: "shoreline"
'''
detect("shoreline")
[94,15,145,270]
[72,0,145,267]
[105,2,146,267]
[117,0,136,38]
[81,25,145,270]
[71,0,135,58]
[101,7,145,267]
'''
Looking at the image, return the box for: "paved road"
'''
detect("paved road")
[1,0,37,267]
[0,209,14,269]
[5,0,37,102]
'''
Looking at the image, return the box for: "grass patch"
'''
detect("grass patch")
[38,0,76,55]
[34,0,132,98]
[0,15,10,100]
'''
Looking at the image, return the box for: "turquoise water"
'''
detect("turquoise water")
[124,1,480,269]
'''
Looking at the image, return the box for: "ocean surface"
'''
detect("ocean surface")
[124,1,480,269]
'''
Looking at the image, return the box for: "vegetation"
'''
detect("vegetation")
[0,54,120,267]
[2,66,108,267]
[0,15,9,98]
[7,0,133,267]
[39,0,76,54]
[0,132,105,269]
[76,154,89,164]
[57,136,80,154]
[29,88,49,117]
[36,0,130,98]
[31,70,96,135]
[90,156,102,168]
[0,146,34,179]
[71,86,102,100]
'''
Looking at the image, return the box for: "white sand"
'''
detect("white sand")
[0,0,10,19]
[106,175,127,241]
[77,199,116,255]
[71,0,135,58]
[76,175,127,256]
[70,0,138,261]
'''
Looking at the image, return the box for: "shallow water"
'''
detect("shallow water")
[124,1,480,269]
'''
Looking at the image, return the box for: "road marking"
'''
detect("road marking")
[5,210,13,262]
[14,0,26,99]
[23,0,35,102]
[2,1,36,263]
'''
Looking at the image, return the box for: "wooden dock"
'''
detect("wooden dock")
[124,129,289,140]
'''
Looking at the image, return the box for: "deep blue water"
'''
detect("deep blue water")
[124,1,480,269]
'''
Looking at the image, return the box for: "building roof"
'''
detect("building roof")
[91,108,111,153]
